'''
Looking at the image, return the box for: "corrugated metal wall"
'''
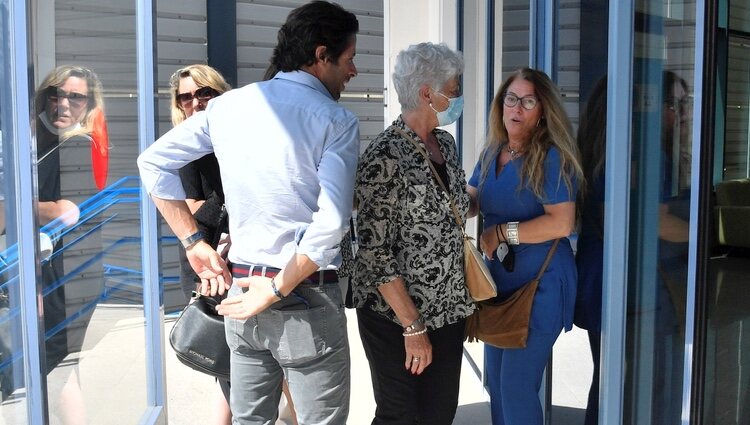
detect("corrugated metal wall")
[726,38,750,179]
[726,1,750,179]
[51,0,384,312]
[235,0,384,149]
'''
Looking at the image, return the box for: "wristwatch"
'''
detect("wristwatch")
[506,222,520,245]
[403,316,424,333]
[180,230,204,249]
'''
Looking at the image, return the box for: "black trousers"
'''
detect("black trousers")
[356,307,466,425]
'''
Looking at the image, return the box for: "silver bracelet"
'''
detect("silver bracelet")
[506,221,520,245]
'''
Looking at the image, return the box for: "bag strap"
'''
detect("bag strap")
[208,205,228,249]
[535,239,560,280]
[391,126,465,231]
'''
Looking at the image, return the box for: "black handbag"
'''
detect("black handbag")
[168,206,230,379]
[169,293,230,379]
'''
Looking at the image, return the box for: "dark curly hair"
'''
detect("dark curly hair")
[270,1,359,72]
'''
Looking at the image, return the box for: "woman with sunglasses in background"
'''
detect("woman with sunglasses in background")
[169,64,234,425]
[170,64,231,302]
[466,68,583,425]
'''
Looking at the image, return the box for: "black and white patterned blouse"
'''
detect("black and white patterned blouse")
[350,117,475,330]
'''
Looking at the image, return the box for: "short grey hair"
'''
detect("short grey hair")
[392,42,464,111]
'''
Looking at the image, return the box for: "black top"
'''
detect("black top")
[179,153,227,244]
[431,159,451,195]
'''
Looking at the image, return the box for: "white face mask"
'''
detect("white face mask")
[38,111,80,135]
[430,91,464,126]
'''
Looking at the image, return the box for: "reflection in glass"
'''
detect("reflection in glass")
[623,3,695,423]
[702,30,750,425]
[0,1,29,422]
[29,2,149,422]
[33,64,107,424]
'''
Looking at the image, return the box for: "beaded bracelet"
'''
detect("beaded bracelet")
[270,277,285,300]
[402,328,428,337]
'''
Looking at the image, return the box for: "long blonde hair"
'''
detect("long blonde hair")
[480,68,584,202]
[35,64,105,141]
[169,64,231,126]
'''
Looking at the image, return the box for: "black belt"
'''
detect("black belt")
[229,264,338,285]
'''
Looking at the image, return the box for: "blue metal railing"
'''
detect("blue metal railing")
[0,176,178,376]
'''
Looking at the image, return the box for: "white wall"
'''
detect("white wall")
[384,0,459,123]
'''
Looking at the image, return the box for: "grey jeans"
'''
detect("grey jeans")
[224,280,350,424]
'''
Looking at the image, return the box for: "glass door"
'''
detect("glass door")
[701,1,750,422]
[621,2,696,424]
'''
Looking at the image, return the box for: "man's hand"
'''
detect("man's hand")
[216,276,279,320]
[186,241,231,296]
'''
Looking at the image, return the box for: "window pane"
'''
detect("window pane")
[624,2,696,423]
[0,2,30,421]
[702,31,750,425]
[31,1,150,422]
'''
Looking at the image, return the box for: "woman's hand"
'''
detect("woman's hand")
[404,333,432,375]
[480,225,501,259]
[216,233,231,259]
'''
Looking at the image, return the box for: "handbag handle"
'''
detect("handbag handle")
[391,126,466,231]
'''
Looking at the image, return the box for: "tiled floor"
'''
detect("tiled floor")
[166,309,592,424]
[0,307,591,424]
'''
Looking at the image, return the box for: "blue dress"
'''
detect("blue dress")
[469,146,579,425]
[469,147,578,333]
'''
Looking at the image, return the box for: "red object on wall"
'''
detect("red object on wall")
[90,108,109,190]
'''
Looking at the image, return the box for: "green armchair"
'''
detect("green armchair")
[715,178,750,248]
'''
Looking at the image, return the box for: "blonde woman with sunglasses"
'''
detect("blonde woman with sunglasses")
[169,64,234,425]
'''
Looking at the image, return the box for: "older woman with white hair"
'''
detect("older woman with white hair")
[349,42,475,424]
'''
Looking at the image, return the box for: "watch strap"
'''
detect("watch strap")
[180,230,204,249]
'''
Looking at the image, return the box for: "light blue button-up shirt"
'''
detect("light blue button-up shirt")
[138,71,360,269]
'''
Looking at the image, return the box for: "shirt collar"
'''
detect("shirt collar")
[273,70,334,101]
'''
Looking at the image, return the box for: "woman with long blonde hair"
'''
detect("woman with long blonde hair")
[467,67,584,425]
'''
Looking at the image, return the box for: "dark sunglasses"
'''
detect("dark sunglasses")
[47,88,89,108]
[176,86,220,108]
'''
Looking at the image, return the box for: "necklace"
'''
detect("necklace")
[506,144,523,160]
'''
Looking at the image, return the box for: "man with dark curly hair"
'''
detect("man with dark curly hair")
[139,2,360,423]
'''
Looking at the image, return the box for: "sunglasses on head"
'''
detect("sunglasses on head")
[47,88,89,108]
[176,86,220,108]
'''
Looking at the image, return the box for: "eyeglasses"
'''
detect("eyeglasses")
[503,93,539,110]
[47,88,89,109]
[176,86,220,108]
[664,96,691,112]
